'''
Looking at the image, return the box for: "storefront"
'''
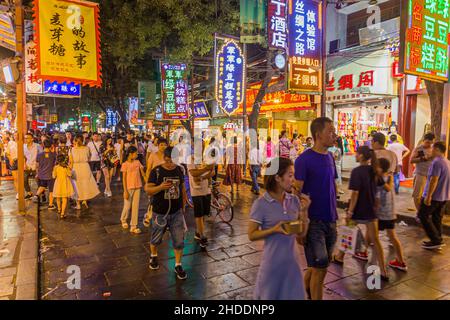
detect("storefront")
[327,50,400,155]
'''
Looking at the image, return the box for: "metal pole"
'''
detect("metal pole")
[15,0,26,212]
[320,0,327,117]
[242,43,247,171]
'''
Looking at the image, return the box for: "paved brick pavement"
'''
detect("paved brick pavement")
[36,177,450,300]
[0,182,38,300]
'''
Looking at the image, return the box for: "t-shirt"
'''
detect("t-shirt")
[121,160,143,189]
[148,165,184,215]
[412,145,433,177]
[423,156,450,202]
[376,176,396,221]
[387,143,408,165]
[375,149,398,174]
[187,164,211,197]
[348,165,377,220]
[294,148,338,222]
[87,141,102,162]
[36,151,56,180]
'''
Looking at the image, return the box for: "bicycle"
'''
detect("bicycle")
[209,181,234,223]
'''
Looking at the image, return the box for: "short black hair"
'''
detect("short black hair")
[390,134,397,142]
[378,158,391,173]
[164,146,174,158]
[372,132,386,146]
[433,141,446,153]
[423,132,435,141]
[157,137,168,145]
[43,139,52,148]
[310,117,333,141]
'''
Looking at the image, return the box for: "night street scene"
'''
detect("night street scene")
[0,0,450,307]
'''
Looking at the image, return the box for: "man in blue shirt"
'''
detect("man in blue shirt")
[419,141,450,250]
[295,117,338,300]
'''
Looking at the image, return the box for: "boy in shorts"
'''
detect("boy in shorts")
[145,147,188,280]
[35,139,57,209]
[376,158,407,271]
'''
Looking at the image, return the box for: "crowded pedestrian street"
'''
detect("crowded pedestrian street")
[1,0,450,308]
[1,172,448,300]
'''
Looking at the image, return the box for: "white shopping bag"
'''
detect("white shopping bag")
[338,225,358,255]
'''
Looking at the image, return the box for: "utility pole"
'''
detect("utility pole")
[15,0,26,213]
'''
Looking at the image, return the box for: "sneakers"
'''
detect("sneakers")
[353,251,369,261]
[121,222,129,229]
[48,205,56,210]
[104,191,112,197]
[388,259,408,272]
[149,256,160,270]
[174,265,187,280]
[130,227,142,234]
[422,241,445,250]
[195,233,208,248]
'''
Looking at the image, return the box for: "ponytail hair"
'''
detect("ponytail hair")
[357,146,378,179]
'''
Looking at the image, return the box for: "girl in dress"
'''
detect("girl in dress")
[248,157,311,300]
[52,154,74,218]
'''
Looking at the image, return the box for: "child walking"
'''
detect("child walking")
[376,158,407,271]
[120,146,145,234]
[332,146,389,280]
[52,154,75,218]
[35,139,57,210]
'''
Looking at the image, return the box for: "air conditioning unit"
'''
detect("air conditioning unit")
[329,39,340,54]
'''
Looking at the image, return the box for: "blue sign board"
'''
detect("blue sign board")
[106,108,117,127]
[44,81,81,97]
[193,101,210,119]
[215,40,245,115]
[287,0,322,92]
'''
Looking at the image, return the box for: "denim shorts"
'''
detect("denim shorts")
[150,210,185,250]
[304,220,337,269]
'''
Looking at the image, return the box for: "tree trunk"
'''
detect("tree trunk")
[181,120,193,136]
[248,51,275,130]
[425,80,445,139]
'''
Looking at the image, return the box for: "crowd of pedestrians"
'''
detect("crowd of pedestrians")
[0,117,448,298]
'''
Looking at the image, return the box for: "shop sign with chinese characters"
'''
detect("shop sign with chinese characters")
[400,0,450,82]
[192,101,211,119]
[215,40,245,115]
[106,108,117,127]
[44,80,80,96]
[25,20,43,94]
[268,0,288,50]
[128,97,144,125]
[161,63,189,120]
[33,0,102,87]
[326,52,396,102]
[287,0,322,93]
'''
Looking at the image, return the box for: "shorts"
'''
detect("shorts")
[192,194,211,218]
[378,219,396,231]
[38,179,55,192]
[89,161,101,172]
[150,210,185,250]
[412,175,427,198]
[304,220,337,269]
[6,158,18,171]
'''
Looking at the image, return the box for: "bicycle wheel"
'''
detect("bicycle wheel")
[214,193,234,223]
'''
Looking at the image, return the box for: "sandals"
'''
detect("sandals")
[331,255,344,265]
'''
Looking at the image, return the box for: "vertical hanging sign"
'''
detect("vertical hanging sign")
[215,40,246,116]
[287,0,322,93]
[161,63,189,120]
[25,20,43,94]
[400,0,450,82]
[268,0,288,50]
[33,0,102,87]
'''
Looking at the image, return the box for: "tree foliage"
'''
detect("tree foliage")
[90,0,239,131]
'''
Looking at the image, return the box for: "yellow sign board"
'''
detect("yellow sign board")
[34,0,102,87]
